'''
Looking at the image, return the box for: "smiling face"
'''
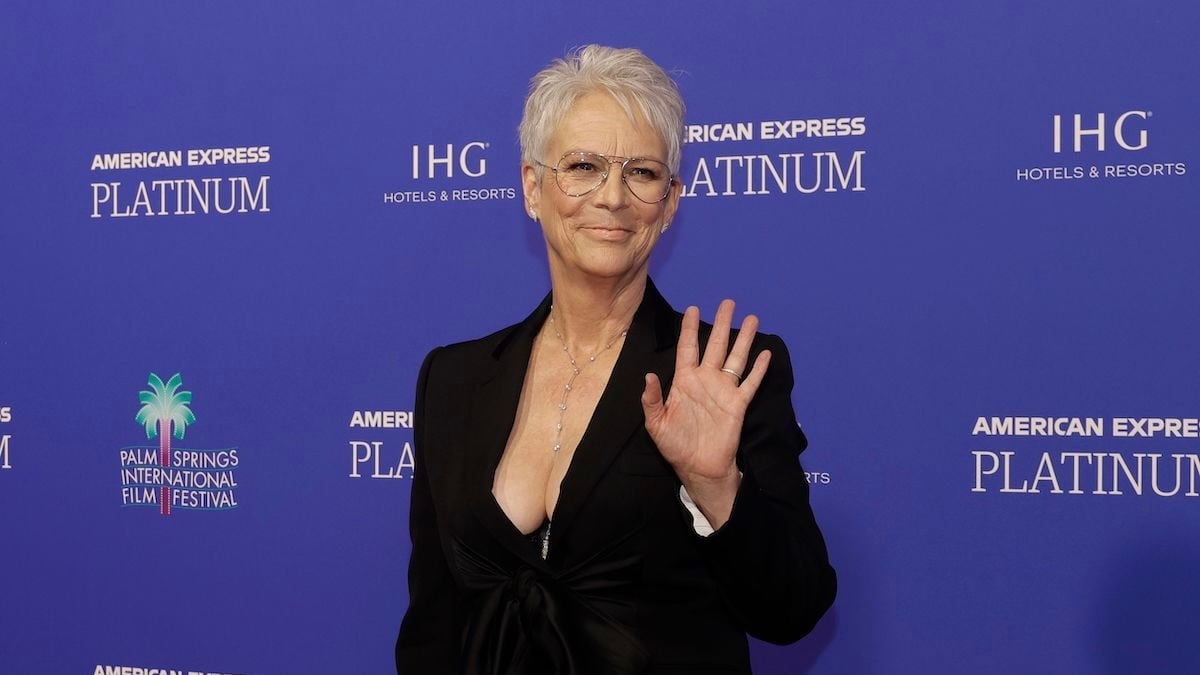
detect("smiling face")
[523,91,680,286]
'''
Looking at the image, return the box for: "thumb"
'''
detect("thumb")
[641,373,665,426]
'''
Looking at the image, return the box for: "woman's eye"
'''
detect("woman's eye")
[628,166,661,180]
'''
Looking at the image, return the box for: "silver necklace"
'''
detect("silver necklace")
[547,306,629,454]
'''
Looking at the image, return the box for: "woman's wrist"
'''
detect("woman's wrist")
[679,471,741,531]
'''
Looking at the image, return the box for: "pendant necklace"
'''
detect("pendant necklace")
[542,306,628,560]
[548,307,629,454]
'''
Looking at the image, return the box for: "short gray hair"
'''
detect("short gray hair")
[519,45,685,175]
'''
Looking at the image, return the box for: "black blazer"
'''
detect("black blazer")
[396,280,836,674]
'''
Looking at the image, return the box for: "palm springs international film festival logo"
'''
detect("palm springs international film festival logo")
[119,373,240,515]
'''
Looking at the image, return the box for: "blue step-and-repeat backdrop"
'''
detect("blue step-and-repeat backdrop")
[2,2,1198,673]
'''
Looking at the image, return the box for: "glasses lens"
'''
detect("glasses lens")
[622,158,671,203]
[555,152,607,197]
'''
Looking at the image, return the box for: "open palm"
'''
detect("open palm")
[641,300,771,484]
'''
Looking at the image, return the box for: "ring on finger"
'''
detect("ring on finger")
[719,367,742,383]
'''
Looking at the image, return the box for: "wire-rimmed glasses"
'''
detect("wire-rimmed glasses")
[536,151,674,204]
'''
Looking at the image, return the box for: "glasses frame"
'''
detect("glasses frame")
[535,151,676,205]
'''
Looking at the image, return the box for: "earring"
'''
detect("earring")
[529,209,538,220]
[660,221,671,233]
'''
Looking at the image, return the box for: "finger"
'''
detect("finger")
[676,306,701,372]
[738,349,772,400]
[723,313,759,376]
[700,299,735,368]
[641,373,665,426]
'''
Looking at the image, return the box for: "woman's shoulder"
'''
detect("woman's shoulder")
[421,292,551,371]
[418,313,537,384]
[427,322,521,359]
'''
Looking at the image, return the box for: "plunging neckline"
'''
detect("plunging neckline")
[488,325,630,540]
[465,279,677,567]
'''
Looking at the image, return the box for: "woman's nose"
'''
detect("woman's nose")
[591,162,630,209]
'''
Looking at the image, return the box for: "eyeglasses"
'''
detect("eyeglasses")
[535,151,674,204]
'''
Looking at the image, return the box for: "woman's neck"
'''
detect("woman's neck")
[546,273,646,354]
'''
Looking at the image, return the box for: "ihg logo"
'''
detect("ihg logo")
[1053,111,1149,153]
[411,141,488,178]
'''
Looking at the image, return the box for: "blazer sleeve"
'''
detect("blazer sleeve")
[694,335,837,645]
[395,347,466,673]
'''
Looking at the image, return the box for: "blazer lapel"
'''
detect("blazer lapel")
[550,279,681,547]
[464,294,551,553]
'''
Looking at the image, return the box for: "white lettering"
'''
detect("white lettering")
[349,410,415,428]
[460,141,487,177]
[349,440,415,478]
[975,451,1200,498]
[824,150,865,192]
[1114,111,1149,150]
[1149,454,1183,497]
[972,450,999,492]
[349,440,374,478]
[91,177,270,218]
[681,151,865,198]
[1053,112,1149,153]
[90,150,184,171]
[684,122,754,143]
[1074,113,1106,152]
[971,417,1103,436]
[185,146,271,166]
[412,142,489,179]
[1112,417,1200,437]
[688,158,717,197]
[1060,452,1092,494]
[1190,455,1200,497]
[1027,452,1063,493]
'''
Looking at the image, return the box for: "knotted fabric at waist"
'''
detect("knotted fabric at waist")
[452,536,650,675]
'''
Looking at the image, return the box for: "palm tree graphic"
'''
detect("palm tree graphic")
[135,372,195,515]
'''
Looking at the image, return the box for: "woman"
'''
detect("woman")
[396,45,836,674]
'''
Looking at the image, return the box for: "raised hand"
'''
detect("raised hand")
[641,299,771,528]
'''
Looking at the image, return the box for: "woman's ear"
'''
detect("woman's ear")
[522,162,541,220]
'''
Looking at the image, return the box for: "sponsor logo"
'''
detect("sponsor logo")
[90,145,271,218]
[384,140,518,205]
[121,373,240,514]
[1015,111,1187,182]
[1053,111,1148,153]
[348,409,415,479]
[685,117,866,143]
[1,405,11,470]
[680,114,868,198]
[971,415,1200,496]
